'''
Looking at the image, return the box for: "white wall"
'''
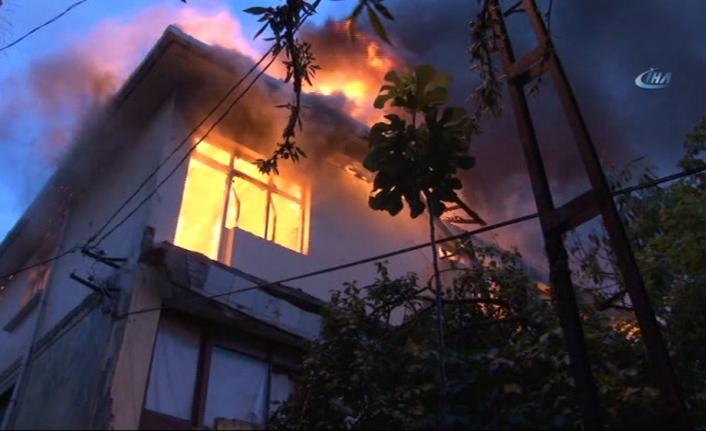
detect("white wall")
[0,269,37,376]
[36,94,175,337]
[230,161,436,300]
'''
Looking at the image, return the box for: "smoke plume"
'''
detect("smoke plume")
[372,0,706,265]
[4,0,705,266]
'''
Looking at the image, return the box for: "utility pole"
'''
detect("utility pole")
[486,0,692,429]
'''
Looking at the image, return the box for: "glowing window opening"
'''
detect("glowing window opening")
[175,141,308,263]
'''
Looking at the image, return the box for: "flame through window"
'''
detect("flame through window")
[174,141,307,262]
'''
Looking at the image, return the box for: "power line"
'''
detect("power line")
[0,0,91,53]
[118,212,541,318]
[116,161,706,318]
[90,53,280,249]
[86,9,317,250]
[0,247,79,284]
[85,44,277,248]
[612,163,706,196]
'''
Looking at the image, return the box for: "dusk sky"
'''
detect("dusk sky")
[1,0,704,265]
[0,0,350,241]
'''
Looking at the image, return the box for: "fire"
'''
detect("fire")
[366,41,394,72]
[268,19,405,126]
[174,141,308,263]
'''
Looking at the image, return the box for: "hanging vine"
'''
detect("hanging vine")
[244,0,395,175]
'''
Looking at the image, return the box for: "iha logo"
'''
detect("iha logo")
[635,68,672,89]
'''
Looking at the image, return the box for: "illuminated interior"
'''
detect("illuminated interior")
[174,141,308,263]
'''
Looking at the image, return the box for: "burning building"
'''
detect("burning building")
[0,27,456,429]
[0,24,508,430]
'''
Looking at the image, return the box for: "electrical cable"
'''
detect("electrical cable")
[115,160,706,318]
[85,44,277,248]
[0,0,91,53]
[118,212,541,318]
[0,247,79,284]
[90,54,279,249]
[86,9,317,250]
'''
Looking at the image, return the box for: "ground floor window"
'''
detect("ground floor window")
[140,313,298,430]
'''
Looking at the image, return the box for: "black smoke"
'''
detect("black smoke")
[369,0,706,264]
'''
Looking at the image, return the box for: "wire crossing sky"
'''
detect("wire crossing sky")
[1,0,705,266]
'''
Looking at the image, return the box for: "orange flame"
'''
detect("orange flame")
[175,141,308,262]
[268,20,404,126]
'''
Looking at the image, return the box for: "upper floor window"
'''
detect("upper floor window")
[174,141,309,263]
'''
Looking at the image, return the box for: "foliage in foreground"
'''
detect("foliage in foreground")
[569,115,706,427]
[269,118,706,429]
[269,248,665,430]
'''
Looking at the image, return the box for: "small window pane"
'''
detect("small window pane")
[174,157,227,260]
[196,141,231,166]
[271,193,302,252]
[233,158,268,183]
[273,176,302,200]
[269,372,294,415]
[232,177,268,238]
[204,348,269,428]
[145,317,201,420]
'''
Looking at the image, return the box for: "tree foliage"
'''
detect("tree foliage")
[239,0,396,175]
[268,117,706,430]
[268,244,671,430]
[568,115,706,425]
[365,65,485,224]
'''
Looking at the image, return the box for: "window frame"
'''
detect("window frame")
[2,224,65,333]
[140,313,300,430]
[176,140,310,265]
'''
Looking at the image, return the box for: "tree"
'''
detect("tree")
[268,244,670,429]
[568,115,706,426]
[266,115,706,429]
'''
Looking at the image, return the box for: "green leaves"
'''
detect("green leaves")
[244,1,323,175]
[373,66,451,114]
[348,0,395,44]
[469,6,504,119]
[365,65,485,224]
[366,3,390,44]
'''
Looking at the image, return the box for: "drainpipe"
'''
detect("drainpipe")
[1,217,70,430]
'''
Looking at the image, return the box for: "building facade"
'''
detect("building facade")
[0,27,461,430]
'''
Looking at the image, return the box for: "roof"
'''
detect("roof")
[0,25,366,278]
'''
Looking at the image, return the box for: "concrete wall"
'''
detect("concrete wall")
[200,264,321,340]
[103,264,164,430]
[12,293,111,430]
[0,93,175,428]
[38,94,175,338]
